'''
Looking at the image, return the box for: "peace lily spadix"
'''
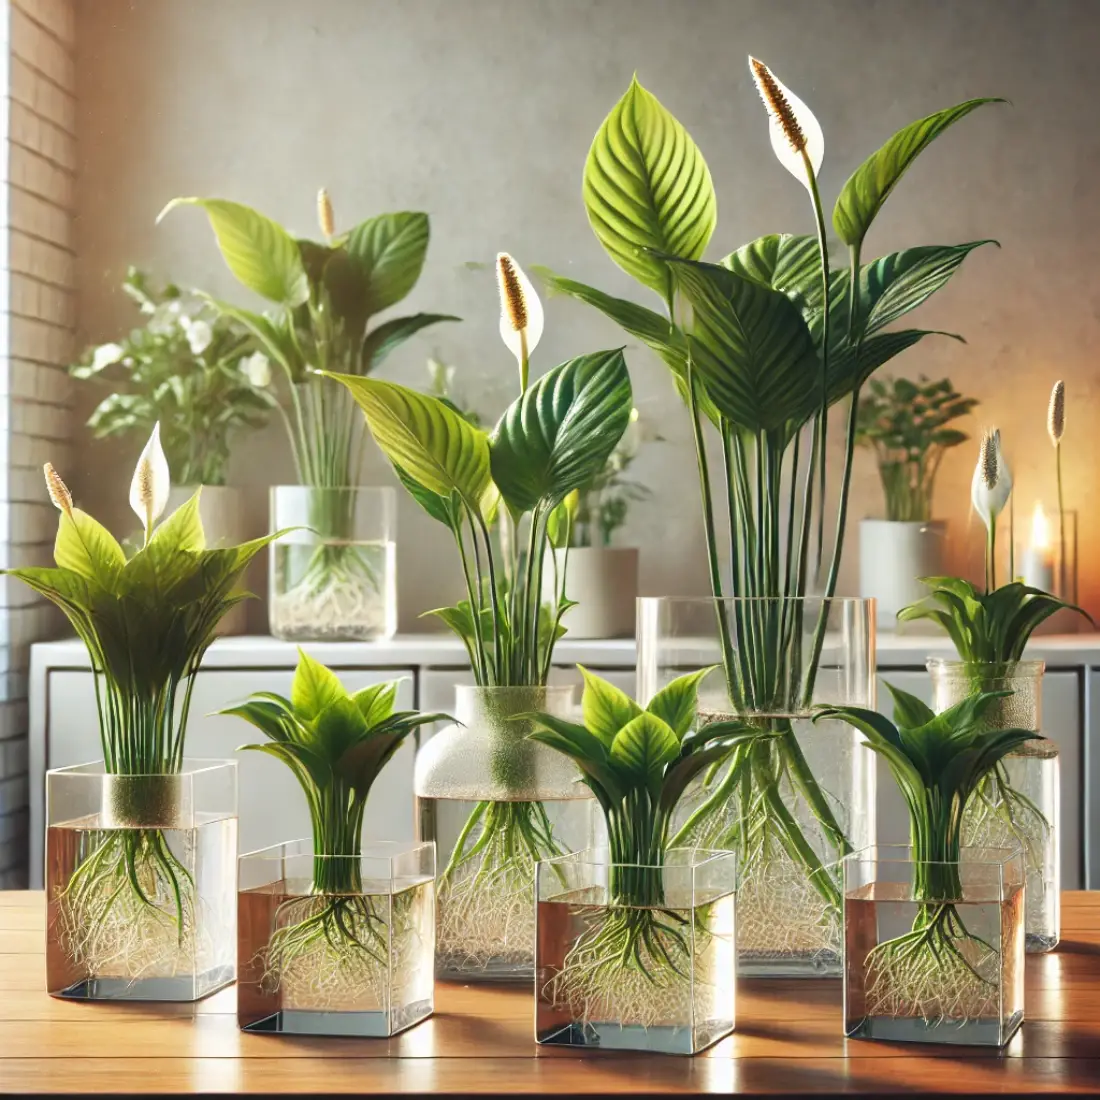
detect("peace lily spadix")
[544,63,1004,961]
[129,422,170,545]
[970,428,1012,591]
[497,252,544,392]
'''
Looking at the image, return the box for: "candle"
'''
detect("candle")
[1022,502,1055,592]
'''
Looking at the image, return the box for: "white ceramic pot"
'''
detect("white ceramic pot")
[858,519,946,633]
[549,547,639,640]
[167,485,250,636]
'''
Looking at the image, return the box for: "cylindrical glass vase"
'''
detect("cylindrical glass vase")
[928,657,1059,952]
[414,684,595,982]
[536,847,737,1055]
[237,839,435,1037]
[269,485,397,642]
[843,845,1025,1047]
[637,596,876,978]
[46,759,238,1001]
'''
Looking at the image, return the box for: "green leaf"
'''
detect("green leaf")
[149,491,205,553]
[345,212,430,317]
[330,375,492,511]
[609,712,679,779]
[394,464,460,528]
[884,683,936,730]
[579,665,641,745]
[351,681,398,727]
[663,257,819,432]
[720,234,822,309]
[832,99,1005,252]
[158,198,309,307]
[546,490,579,549]
[361,313,461,372]
[583,76,716,304]
[489,349,633,514]
[645,666,716,738]
[313,695,370,762]
[290,649,347,721]
[53,509,126,587]
[198,295,303,376]
[220,700,294,743]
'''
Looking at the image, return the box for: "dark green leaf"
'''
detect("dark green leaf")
[345,212,430,316]
[361,313,461,372]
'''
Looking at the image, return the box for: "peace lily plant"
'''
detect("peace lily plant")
[159,189,458,638]
[327,252,633,974]
[545,57,1004,950]
[13,426,283,983]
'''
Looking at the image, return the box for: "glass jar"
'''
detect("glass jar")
[928,657,1058,952]
[46,759,237,1001]
[843,845,1025,1047]
[536,847,736,1054]
[414,684,594,982]
[269,486,397,642]
[637,596,876,978]
[238,839,435,1037]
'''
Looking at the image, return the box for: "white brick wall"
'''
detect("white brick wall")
[0,0,74,888]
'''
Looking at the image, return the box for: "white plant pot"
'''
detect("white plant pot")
[167,486,250,636]
[858,519,946,633]
[548,547,639,640]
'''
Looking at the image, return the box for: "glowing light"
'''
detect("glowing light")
[1030,502,1051,553]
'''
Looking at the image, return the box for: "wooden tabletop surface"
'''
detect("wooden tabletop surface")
[2,890,1099,1094]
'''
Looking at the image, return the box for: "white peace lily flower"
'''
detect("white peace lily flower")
[91,342,125,372]
[184,318,213,356]
[240,351,272,388]
[496,253,544,365]
[748,56,824,189]
[970,428,1013,529]
[129,422,171,541]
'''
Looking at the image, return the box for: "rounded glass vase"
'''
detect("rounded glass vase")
[637,596,877,978]
[414,684,594,982]
[928,657,1058,953]
[269,486,397,642]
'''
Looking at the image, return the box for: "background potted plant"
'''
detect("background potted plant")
[855,375,977,631]
[527,666,743,1054]
[329,252,634,981]
[160,189,458,642]
[9,427,282,1001]
[546,59,1001,974]
[71,266,274,632]
[227,650,442,1037]
[818,683,1034,1046]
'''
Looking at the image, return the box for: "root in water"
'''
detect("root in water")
[437,800,567,972]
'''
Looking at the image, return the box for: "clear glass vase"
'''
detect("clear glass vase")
[414,684,595,982]
[269,485,397,642]
[637,596,876,978]
[535,847,737,1055]
[237,839,435,1037]
[45,759,237,1001]
[843,845,1025,1047]
[928,658,1058,952]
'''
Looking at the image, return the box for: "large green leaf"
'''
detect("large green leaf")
[583,76,716,304]
[350,681,398,728]
[361,313,460,372]
[394,463,460,528]
[54,509,126,587]
[345,212,430,317]
[489,349,632,514]
[330,375,492,511]
[720,234,822,309]
[158,198,309,307]
[827,329,956,403]
[645,666,716,738]
[291,649,347,721]
[609,712,679,780]
[833,99,1005,252]
[579,665,641,745]
[664,257,819,432]
[149,491,205,553]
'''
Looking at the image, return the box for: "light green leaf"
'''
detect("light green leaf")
[351,681,399,728]
[610,711,680,779]
[361,313,461,372]
[290,649,347,721]
[884,683,936,730]
[664,257,819,432]
[345,212,430,317]
[219,700,293,743]
[645,666,717,738]
[833,99,1005,252]
[54,509,126,586]
[579,665,642,745]
[489,349,633,514]
[546,490,579,549]
[583,76,716,304]
[149,490,205,553]
[330,375,491,511]
[158,198,309,307]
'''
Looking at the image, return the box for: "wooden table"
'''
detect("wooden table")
[2,891,1099,1094]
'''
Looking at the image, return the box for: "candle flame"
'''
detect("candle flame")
[1030,501,1051,553]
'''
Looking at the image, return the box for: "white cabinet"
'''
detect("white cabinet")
[875,668,1082,889]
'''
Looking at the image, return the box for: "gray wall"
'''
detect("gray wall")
[72,0,1100,628]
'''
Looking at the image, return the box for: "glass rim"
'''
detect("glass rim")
[240,838,434,863]
[926,657,1046,675]
[269,484,397,495]
[539,846,737,873]
[842,843,1023,869]
[636,595,872,607]
[48,758,237,778]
